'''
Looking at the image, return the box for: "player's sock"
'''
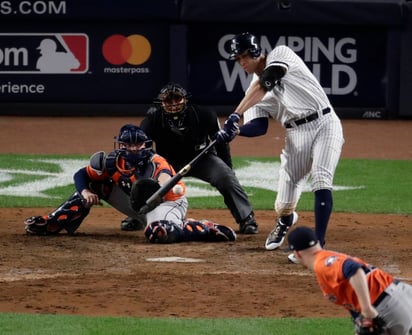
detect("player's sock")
[314,189,333,247]
[280,213,294,226]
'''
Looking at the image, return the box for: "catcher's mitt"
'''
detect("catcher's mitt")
[354,315,386,335]
[130,178,161,213]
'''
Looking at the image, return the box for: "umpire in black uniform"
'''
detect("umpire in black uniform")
[121,82,258,234]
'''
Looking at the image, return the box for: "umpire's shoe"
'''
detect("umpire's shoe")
[239,212,259,234]
[120,216,146,231]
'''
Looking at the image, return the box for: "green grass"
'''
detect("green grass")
[1,154,411,214]
[0,154,410,333]
[0,314,353,335]
[191,157,412,214]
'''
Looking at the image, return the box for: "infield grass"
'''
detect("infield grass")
[0,154,411,214]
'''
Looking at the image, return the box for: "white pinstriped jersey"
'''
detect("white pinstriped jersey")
[244,45,332,126]
[241,44,344,207]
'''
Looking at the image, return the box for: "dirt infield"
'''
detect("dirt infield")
[0,116,411,318]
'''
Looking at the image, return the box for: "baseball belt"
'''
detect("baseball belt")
[285,107,331,128]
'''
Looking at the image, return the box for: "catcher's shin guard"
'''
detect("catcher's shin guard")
[144,220,184,243]
[24,192,90,235]
[183,220,236,242]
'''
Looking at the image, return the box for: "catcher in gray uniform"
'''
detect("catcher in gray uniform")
[216,32,344,263]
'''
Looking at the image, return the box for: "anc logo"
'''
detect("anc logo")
[0,33,88,74]
[102,34,151,66]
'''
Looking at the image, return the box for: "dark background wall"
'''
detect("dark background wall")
[0,0,410,119]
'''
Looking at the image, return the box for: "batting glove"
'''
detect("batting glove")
[215,113,240,144]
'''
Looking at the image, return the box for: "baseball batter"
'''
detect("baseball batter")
[24,124,236,243]
[216,32,344,263]
[288,226,412,335]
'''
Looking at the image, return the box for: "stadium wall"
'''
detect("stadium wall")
[0,0,410,118]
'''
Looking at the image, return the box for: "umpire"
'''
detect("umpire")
[121,82,258,234]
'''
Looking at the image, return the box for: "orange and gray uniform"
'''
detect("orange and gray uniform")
[314,250,412,335]
[76,150,188,227]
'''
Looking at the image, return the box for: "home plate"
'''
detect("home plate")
[146,256,205,263]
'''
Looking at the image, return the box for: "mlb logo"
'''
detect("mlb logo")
[0,33,88,74]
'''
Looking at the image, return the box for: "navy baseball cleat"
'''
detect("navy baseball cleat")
[265,212,298,250]
[201,220,237,242]
[120,216,146,231]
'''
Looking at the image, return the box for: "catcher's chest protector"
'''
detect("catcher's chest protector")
[105,151,156,195]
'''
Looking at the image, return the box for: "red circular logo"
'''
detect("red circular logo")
[102,34,151,65]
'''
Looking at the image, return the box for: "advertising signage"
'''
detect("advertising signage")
[0,23,169,103]
[187,25,387,116]
[0,0,178,20]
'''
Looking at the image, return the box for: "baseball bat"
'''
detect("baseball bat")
[138,139,217,214]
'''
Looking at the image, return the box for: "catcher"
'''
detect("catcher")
[24,124,236,243]
[287,226,412,335]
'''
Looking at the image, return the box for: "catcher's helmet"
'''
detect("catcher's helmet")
[116,124,149,145]
[229,32,262,60]
[114,124,152,167]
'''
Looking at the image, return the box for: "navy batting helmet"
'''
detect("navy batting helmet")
[229,32,262,60]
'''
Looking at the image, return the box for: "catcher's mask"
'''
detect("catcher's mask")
[155,83,190,117]
[229,32,262,60]
[114,124,153,167]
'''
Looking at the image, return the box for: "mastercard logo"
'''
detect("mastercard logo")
[102,34,151,65]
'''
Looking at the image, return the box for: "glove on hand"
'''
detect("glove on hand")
[215,113,240,144]
[130,178,161,213]
[354,315,386,335]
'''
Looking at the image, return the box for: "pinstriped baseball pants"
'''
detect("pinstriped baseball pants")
[275,111,344,210]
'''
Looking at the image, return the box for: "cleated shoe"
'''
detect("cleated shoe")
[120,216,146,231]
[265,212,298,250]
[287,253,300,264]
[24,216,49,235]
[239,213,259,234]
[202,220,237,242]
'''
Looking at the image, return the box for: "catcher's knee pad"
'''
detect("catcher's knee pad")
[144,220,183,243]
[184,220,236,242]
[25,193,90,235]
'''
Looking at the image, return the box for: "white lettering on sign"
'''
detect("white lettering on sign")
[218,34,358,96]
[0,1,66,15]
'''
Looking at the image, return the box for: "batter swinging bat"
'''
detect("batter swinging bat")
[138,139,217,214]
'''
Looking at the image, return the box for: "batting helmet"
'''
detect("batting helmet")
[114,124,153,167]
[229,32,262,60]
